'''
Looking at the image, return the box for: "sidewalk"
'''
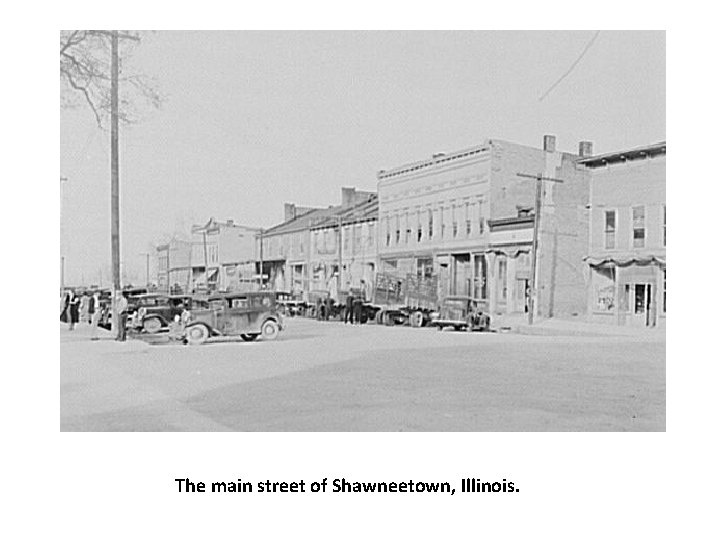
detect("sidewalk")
[60,323,150,353]
[492,314,665,339]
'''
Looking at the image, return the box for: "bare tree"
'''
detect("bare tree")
[60,30,162,126]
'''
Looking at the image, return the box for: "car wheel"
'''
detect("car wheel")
[409,311,424,328]
[142,317,163,334]
[240,333,259,342]
[260,320,279,341]
[186,324,209,345]
[375,310,385,325]
[436,324,444,331]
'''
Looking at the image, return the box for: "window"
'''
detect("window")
[632,206,645,248]
[477,200,485,235]
[604,210,616,249]
[368,223,375,247]
[417,225,423,242]
[428,209,433,238]
[440,207,445,238]
[465,202,471,236]
[663,205,666,247]
[498,259,507,301]
[452,204,458,238]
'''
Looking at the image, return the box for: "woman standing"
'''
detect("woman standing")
[60,291,71,324]
[68,291,80,331]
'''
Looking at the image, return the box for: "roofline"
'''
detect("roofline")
[377,140,493,180]
[577,141,666,167]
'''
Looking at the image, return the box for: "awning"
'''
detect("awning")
[485,247,531,258]
[584,254,666,268]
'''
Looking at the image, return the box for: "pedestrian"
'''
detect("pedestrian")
[79,292,90,324]
[115,291,129,342]
[344,292,354,324]
[60,290,71,325]
[68,291,80,331]
[89,291,102,340]
[87,290,97,325]
[353,296,363,325]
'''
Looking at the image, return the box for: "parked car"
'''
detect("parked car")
[184,291,284,345]
[132,294,208,333]
[431,296,491,332]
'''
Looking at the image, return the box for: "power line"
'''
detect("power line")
[539,31,600,102]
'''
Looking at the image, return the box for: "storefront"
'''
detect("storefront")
[586,256,665,327]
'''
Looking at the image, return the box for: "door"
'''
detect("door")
[628,283,652,326]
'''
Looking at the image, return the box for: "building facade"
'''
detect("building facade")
[259,188,377,300]
[192,218,260,293]
[377,137,591,318]
[156,237,207,294]
[580,142,666,327]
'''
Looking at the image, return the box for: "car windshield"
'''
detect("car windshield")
[209,299,226,310]
[444,299,468,310]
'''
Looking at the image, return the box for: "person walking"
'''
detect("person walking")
[115,291,129,342]
[353,296,363,325]
[87,291,96,325]
[344,292,354,324]
[60,290,71,325]
[79,292,90,324]
[89,292,102,340]
[68,291,80,331]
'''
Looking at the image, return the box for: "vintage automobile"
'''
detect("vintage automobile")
[431,296,491,332]
[133,294,208,333]
[184,291,284,345]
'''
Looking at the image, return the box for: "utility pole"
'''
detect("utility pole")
[146,253,150,288]
[110,30,121,336]
[258,229,264,289]
[202,231,209,292]
[60,176,68,294]
[517,172,564,325]
[337,215,343,292]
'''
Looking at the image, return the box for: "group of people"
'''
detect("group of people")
[60,289,130,341]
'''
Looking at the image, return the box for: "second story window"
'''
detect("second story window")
[604,210,616,249]
[632,206,645,248]
[465,202,471,236]
[428,209,433,239]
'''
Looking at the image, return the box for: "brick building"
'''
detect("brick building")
[580,142,666,327]
[377,137,591,318]
[259,187,377,300]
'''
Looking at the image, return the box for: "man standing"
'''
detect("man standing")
[115,291,129,342]
[89,291,102,340]
[344,292,354,324]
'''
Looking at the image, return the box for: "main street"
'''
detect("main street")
[60,318,665,431]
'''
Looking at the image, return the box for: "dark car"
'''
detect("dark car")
[431,296,491,332]
[132,294,207,333]
[184,291,284,345]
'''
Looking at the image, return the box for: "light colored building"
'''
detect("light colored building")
[156,236,206,294]
[580,142,666,327]
[259,188,377,300]
[192,218,261,292]
[377,137,591,318]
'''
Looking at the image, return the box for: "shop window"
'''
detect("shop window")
[498,259,507,302]
[632,206,645,248]
[593,267,615,311]
[604,210,616,249]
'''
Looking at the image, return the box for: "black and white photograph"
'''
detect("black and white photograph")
[59,30,666,432]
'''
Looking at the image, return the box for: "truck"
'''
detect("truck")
[370,272,439,327]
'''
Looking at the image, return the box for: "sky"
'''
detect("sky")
[59,30,665,287]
